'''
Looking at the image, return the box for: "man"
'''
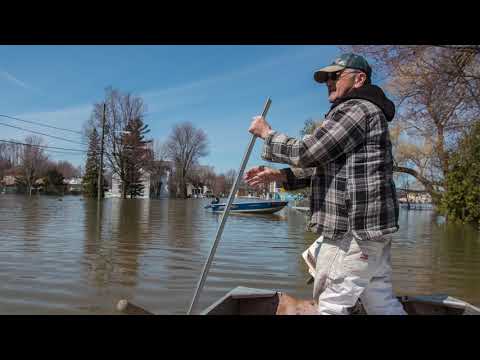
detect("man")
[244,53,406,315]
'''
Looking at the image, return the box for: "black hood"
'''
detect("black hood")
[329,84,396,122]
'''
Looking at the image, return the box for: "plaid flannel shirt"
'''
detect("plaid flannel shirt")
[262,99,399,241]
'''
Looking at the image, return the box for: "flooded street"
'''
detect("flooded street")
[0,194,479,314]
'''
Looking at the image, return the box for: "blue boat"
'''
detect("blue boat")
[205,200,288,214]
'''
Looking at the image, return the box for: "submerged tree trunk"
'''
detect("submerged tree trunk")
[405,182,411,210]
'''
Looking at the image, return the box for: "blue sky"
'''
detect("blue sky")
[0,45,344,174]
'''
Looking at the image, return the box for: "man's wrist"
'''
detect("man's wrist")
[263,129,275,142]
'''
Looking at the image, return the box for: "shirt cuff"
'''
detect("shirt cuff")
[264,129,276,144]
[261,130,277,161]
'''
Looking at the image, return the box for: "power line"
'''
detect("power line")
[43,149,86,155]
[0,122,88,146]
[44,150,85,156]
[0,114,84,135]
[0,139,86,153]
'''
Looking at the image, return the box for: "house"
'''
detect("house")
[397,185,433,204]
[186,183,203,197]
[64,177,83,194]
[34,178,45,191]
[203,185,213,198]
[1,174,17,193]
[1,169,47,194]
[109,163,172,199]
[111,169,151,199]
[2,175,16,186]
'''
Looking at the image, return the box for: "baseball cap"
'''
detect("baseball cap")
[314,53,372,83]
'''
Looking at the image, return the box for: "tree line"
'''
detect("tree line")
[1,86,253,200]
[0,136,81,196]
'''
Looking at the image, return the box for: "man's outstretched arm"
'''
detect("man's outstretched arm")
[244,165,317,191]
[250,102,369,168]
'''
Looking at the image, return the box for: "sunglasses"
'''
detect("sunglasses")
[326,70,359,82]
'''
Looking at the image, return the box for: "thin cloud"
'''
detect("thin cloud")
[1,71,36,91]
[14,104,93,132]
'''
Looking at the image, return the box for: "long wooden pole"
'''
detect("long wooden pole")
[187,98,272,315]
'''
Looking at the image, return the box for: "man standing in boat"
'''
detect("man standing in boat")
[244,53,406,315]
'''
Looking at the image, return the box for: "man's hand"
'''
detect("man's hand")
[244,166,286,188]
[248,116,272,139]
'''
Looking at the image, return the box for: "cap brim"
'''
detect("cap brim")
[313,64,345,83]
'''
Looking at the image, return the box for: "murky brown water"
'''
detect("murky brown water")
[0,194,479,314]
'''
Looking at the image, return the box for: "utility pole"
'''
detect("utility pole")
[97,103,106,202]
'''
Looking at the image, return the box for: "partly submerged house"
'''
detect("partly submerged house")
[109,162,172,199]
[1,174,17,193]
[186,183,203,198]
[65,177,83,194]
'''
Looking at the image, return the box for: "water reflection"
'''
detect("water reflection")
[20,196,45,252]
[392,210,480,304]
[110,198,152,286]
[84,198,153,288]
[83,199,112,288]
[166,199,197,250]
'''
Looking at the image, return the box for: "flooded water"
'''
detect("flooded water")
[0,194,479,314]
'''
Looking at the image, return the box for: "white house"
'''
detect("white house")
[64,177,83,193]
[110,167,171,199]
[186,183,203,197]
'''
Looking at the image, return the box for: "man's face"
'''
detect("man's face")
[326,69,359,102]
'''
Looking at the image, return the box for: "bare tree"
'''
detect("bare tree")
[165,122,209,198]
[187,164,218,196]
[0,143,13,180]
[343,45,480,204]
[224,169,237,193]
[210,169,240,197]
[197,165,216,194]
[187,164,203,188]
[144,139,170,198]
[56,160,80,179]
[0,141,22,169]
[86,87,150,198]
[0,159,8,181]
[152,139,167,161]
[213,174,226,197]
[16,136,49,196]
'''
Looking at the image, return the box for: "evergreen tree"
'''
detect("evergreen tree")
[82,128,104,197]
[440,121,480,225]
[122,117,151,198]
[44,168,65,195]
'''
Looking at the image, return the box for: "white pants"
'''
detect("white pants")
[306,233,407,315]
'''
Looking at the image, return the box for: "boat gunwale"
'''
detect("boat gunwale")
[200,287,480,315]
[199,287,277,315]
